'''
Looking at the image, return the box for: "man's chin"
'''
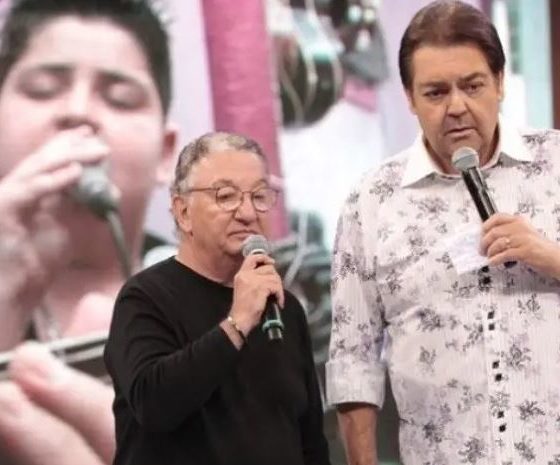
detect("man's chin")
[66,215,115,254]
[227,231,264,247]
[57,198,104,223]
[225,236,257,259]
[223,248,245,264]
[446,132,482,152]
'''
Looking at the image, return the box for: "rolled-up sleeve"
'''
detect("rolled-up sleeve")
[326,188,386,408]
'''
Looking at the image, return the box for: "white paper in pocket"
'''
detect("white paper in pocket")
[444,225,489,275]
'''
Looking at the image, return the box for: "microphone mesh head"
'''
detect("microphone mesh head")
[70,162,119,215]
[242,234,270,257]
[452,146,479,171]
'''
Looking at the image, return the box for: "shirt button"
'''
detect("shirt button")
[487,311,495,319]
[495,373,503,381]
[492,361,499,369]
[497,411,504,418]
[499,424,506,432]
[488,323,495,331]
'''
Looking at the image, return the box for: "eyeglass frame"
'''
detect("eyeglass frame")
[183,185,280,212]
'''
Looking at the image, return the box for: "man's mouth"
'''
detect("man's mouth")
[446,127,474,137]
[229,230,257,237]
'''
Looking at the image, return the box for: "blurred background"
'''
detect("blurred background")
[143,0,559,250]
[1,0,557,463]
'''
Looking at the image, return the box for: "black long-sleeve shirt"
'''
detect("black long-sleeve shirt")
[104,257,330,465]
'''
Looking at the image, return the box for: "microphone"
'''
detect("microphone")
[452,147,496,221]
[242,234,284,341]
[70,161,132,278]
[452,146,515,268]
[70,162,119,218]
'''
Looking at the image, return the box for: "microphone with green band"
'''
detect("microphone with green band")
[242,235,284,341]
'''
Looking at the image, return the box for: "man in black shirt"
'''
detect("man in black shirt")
[104,132,331,465]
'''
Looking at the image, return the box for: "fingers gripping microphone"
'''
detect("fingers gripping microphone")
[452,147,516,268]
[242,235,284,341]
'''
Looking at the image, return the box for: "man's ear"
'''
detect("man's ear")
[156,123,179,185]
[171,194,192,235]
[496,71,505,102]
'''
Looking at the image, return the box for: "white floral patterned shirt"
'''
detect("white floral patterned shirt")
[326,120,560,465]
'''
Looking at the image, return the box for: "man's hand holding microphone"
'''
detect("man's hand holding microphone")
[0,126,112,349]
[221,235,285,349]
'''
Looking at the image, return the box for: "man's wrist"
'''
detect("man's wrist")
[220,319,243,350]
[226,315,247,343]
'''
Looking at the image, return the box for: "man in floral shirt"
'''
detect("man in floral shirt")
[326,1,560,464]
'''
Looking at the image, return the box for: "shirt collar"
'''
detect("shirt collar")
[400,116,534,188]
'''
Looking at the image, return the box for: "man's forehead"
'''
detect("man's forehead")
[15,16,152,79]
[200,149,265,166]
[190,150,267,183]
[411,45,492,83]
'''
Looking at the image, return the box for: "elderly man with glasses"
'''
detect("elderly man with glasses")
[103,132,331,465]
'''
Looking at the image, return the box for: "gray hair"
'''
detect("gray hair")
[170,131,268,195]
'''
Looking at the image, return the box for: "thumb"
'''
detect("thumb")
[9,342,115,464]
[0,382,105,465]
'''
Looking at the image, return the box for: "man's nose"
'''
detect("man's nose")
[234,192,258,221]
[55,83,100,132]
[447,88,468,116]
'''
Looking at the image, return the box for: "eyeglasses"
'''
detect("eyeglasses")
[185,185,279,212]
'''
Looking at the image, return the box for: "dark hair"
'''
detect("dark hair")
[171,132,268,195]
[0,0,171,115]
[399,0,505,90]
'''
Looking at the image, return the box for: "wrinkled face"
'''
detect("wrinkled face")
[406,44,504,171]
[174,150,272,260]
[0,16,176,239]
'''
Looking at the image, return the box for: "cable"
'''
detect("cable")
[105,210,132,279]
